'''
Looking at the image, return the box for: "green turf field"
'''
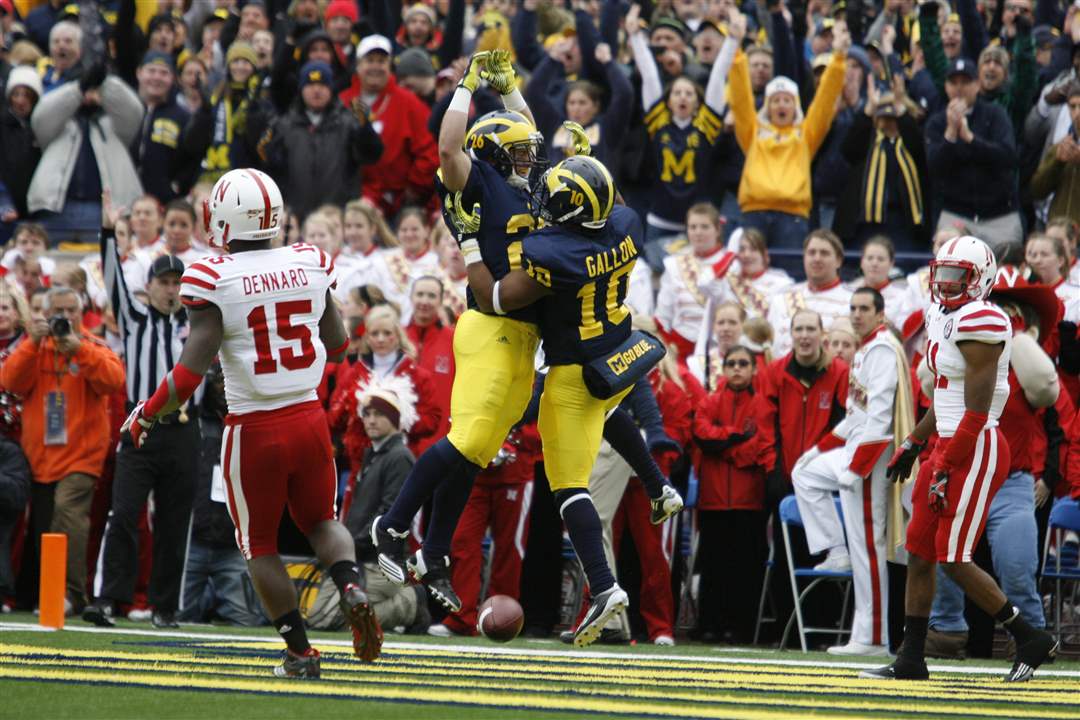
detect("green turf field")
[2,613,1079,719]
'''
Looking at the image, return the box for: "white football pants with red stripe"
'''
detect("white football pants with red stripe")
[793,447,891,648]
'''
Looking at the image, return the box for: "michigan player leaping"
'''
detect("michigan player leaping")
[122,169,381,677]
[467,155,665,646]
[371,52,682,622]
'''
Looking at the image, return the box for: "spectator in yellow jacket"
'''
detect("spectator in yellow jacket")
[728,20,851,250]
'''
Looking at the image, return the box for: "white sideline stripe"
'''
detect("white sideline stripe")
[2,622,1079,678]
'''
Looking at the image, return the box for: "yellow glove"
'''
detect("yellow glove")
[459,51,490,93]
[481,48,517,95]
[562,121,592,157]
[447,192,482,235]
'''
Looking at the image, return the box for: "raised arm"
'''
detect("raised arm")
[705,10,745,113]
[438,53,486,192]
[627,5,662,110]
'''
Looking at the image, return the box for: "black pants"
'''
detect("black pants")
[696,509,767,642]
[96,420,198,611]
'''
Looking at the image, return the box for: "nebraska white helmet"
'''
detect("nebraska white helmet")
[929,235,997,310]
[203,168,283,248]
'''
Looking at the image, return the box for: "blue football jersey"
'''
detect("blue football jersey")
[521,205,644,366]
[437,161,539,324]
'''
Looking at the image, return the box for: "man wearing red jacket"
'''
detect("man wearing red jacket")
[340,35,439,216]
[405,276,454,441]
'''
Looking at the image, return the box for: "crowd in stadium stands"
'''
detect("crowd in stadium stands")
[1,0,1080,655]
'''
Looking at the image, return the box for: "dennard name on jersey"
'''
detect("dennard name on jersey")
[241,268,312,295]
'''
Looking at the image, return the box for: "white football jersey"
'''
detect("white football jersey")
[180,243,337,414]
[924,300,1011,437]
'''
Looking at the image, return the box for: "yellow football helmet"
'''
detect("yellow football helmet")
[464,110,545,185]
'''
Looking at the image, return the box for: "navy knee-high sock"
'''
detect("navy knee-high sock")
[555,488,615,596]
[423,461,480,561]
[382,438,475,534]
[603,408,666,499]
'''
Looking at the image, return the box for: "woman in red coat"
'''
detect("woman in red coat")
[691,345,770,643]
[328,306,442,494]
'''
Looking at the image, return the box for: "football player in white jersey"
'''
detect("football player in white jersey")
[792,287,915,657]
[863,236,1058,683]
[120,169,382,677]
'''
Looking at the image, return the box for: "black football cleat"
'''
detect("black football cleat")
[859,657,930,680]
[370,515,409,585]
[340,583,382,663]
[407,552,461,613]
[273,648,321,679]
[152,610,179,629]
[1005,631,1058,683]
[82,602,115,628]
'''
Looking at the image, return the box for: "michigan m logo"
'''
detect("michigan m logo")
[660,148,695,183]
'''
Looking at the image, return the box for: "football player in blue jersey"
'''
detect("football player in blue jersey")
[465,155,671,646]
[369,50,549,612]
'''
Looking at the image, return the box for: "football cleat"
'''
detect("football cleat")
[407,552,461,613]
[370,515,409,585]
[273,647,321,679]
[650,485,684,525]
[82,602,115,628]
[858,657,930,680]
[1005,631,1058,682]
[340,583,382,663]
[151,610,179,629]
[573,585,629,648]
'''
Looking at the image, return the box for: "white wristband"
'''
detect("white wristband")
[492,280,506,315]
[502,88,526,113]
[460,238,482,265]
[449,86,472,114]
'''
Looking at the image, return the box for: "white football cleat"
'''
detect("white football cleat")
[650,485,684,525]
[814,553,852,573]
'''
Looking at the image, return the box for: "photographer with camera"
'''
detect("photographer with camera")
[0,286,124,615]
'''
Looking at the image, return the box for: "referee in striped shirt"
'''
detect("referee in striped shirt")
[84,194,199,629]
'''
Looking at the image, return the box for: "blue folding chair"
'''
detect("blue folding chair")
[1041,497,1080,648]
[753,532,776,645]
[778,495,853,652]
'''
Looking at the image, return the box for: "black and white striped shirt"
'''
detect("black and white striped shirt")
[101,229,188,406]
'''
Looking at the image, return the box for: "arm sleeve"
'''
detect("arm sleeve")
[511,5,544,72]
[1010,28,1038,131]
[728,52,757,152]
[75,341,126,396]
[101,76,146,147]
[437,0,466,69]
[30,81,82,145]
[704,36,738,114]
[179,262,223,308]
[574,9,604,83]
[1010,331,1059,408]
[114,0,142,88]
[523,57,565,140]
[770,8,801,90]
[405,102,439,195]
[918,9,947,96]
[599,0,620,48]
[600,61,634,155]
[1030,145,1064,200]
[957,0,990,60]
[101,227,149,334]
[348,114,385,167]
[629,32,662,111]
[844,345,898,476]
[653,266,677,332]
[840,111,874,163]
[803,52,847,155]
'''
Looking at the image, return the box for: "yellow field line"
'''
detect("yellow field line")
[3,650,1079,719]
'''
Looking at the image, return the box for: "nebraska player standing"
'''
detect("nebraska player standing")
[121,169,382,677]
[863,236,1057,683]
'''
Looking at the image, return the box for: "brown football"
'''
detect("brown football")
[477,594,524,643]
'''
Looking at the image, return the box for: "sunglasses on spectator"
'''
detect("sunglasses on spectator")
[1005,4,1029,12]
[724,359,752,368]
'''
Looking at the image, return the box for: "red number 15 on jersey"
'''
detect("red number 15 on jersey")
[246,300,316,375]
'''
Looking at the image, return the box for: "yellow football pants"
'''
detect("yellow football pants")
[538,364,633,491]
[447,310,540,467]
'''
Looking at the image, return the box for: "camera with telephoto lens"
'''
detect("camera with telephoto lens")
[48,315,71,337]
